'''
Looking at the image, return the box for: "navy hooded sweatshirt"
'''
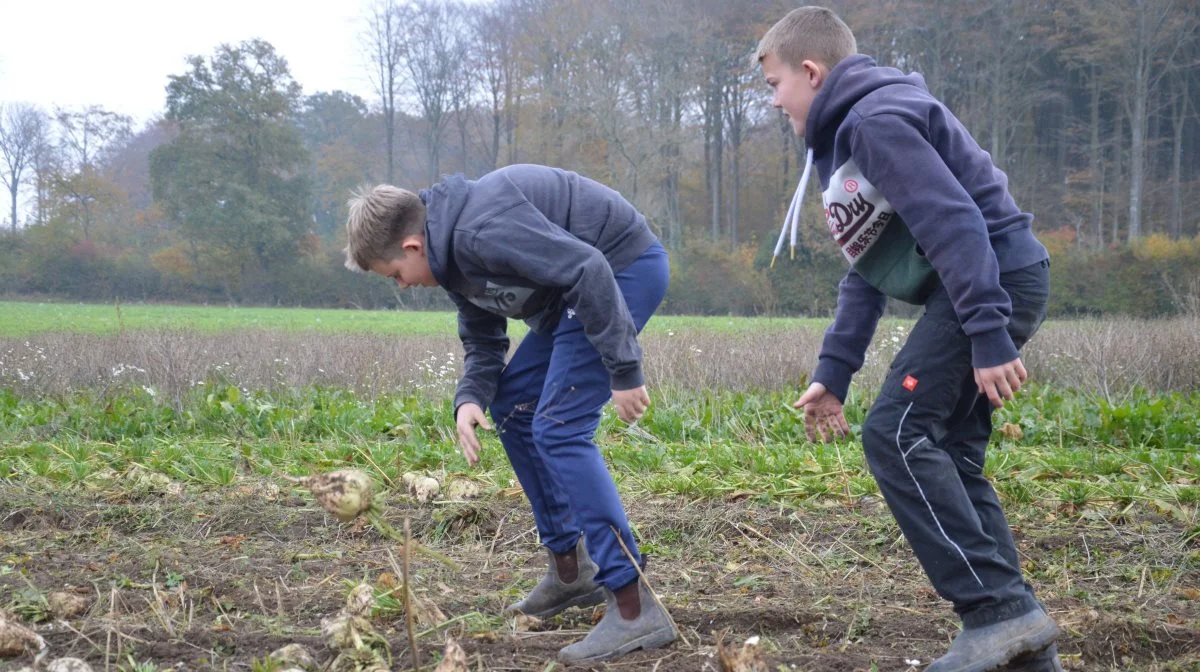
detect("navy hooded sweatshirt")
[807,55,1049,402]
[420,164,659,413]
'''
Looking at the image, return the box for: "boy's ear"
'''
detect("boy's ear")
[803,60,826,88]
[400,235,425,255]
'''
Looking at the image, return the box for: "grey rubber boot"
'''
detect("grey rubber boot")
[504,536,605,619]
[925,609,1059,672]
[557,580,677,663]
[1003,643,1063,672]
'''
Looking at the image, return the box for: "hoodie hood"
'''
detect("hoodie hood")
[805,55,927,149]
[420,175,471,287]
[773,55,930,265]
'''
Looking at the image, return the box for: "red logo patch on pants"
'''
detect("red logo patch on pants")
[902,375,919,392]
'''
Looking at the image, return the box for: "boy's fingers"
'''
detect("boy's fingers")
[986,383,1004,408]
[617,403,632,423]
[811,416,827,443]
[1006,370,1022,395]
[1015,360,1028,382]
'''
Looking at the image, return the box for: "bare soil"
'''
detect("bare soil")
[1,484,1197,671]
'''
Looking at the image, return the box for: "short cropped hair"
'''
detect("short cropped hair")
[343,184,426,271]
[754,6,857,70]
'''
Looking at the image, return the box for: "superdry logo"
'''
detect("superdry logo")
[826,192,876,244]
[823,158,897,264]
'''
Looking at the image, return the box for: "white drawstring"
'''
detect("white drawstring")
[771,147,814,268]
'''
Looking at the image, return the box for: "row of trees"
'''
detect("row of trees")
[1,0,1198,314]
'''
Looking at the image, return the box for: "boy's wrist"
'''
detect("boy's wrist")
[969,327,1019,369]
[454,392,487,416]
[812,358,853,403]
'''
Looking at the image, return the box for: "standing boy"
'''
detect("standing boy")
[343,164,676,663]
[756,7,1060,672]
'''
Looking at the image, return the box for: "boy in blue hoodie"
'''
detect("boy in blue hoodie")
[757,7,1060,672]
[343,165,676,663]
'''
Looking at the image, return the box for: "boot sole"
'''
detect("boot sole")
[1002,644,1063,672]
[506,587,606,620]
[934,619,1060,672]
[557,624,678,663]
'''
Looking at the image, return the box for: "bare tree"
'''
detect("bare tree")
[1076,0,1198,240]
[448,36,476,175]
[398,0,467,182]
[723,58,757,247]
[1089,64,1107,248]
[701,52,726,242]
[0,103,48,235]
[638,0,693,250]
[28,127,58,229]
[55,106,132,241]
[469,1,519,170]
[363,0,405,184]
[1124,0,1197,240]
[1168,61,1192,239]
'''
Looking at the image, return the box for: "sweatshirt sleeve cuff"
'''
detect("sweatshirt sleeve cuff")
[970,327,1020,369]
[454,390,487,415]
[610,364,645,391]
[812,358,854,403]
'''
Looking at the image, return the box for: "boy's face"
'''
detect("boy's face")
[367,236,438,289]
[761,53,825,138]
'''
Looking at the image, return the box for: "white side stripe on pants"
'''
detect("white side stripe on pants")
[896,402,985,589]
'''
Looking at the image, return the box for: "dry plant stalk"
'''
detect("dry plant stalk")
[608,525,688,647]
[403,518,419,672]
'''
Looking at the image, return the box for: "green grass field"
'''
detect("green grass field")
[0,300,827,338]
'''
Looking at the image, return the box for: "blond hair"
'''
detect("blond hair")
[343,184,426,271]
[754,6,857,70]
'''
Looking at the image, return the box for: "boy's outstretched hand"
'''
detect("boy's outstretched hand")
[794,382,849,443]
[612,385,650,424]
[455,402,492,466]
[974,357,1027,408]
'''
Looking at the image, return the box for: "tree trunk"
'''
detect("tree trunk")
[704,76,724,242]
[491,107,501,170]
[1127,2,1150,241]
[661,93,682,250]
[990,63,1004,170]
[385,100,395,184]
[428,121,442,183]
[730,138,740,246]
[1170,74,1187,239]
[712,135,723,242]
[7,181,16,235]
[1090,66,1104,248]
[1112,102,1124,244]
[458,115,469,174]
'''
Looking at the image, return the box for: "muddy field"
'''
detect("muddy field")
[1,482,1196,671]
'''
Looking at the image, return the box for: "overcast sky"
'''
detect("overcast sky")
[1,0,380,123]
[0,0,393,225]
